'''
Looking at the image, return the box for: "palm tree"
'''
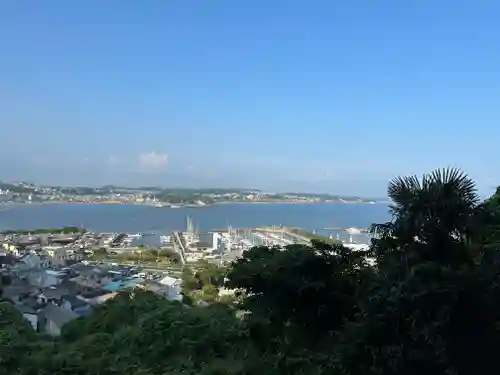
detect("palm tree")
[371,167,481,271]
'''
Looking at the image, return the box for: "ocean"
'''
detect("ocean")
[0,203,391,243]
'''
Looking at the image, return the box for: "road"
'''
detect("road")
[172,231,187,264]
[96,260,210,276]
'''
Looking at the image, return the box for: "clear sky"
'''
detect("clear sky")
[0,0,499,197]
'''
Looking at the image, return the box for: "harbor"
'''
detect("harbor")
[0,215,372,266]
[0,213,375,338]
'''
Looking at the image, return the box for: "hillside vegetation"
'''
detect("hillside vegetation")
[2,168,500,375]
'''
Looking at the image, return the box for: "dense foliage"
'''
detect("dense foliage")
[2,168,500,374]
[181,260,227,303]
[94,247,182,264]
[0,274,12,298]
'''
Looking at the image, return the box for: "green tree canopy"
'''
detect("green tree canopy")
[336,168,500,375]
[226,243,374,344]
[3,291,257,375]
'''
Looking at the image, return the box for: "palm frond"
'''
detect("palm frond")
[373,167,481,268]
[427,167,479,207]
[387,175,421,208]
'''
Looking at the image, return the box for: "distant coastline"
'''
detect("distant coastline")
[0,182,379,209]
[0,199,377,208]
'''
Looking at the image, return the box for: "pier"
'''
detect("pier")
[4,216,370,267]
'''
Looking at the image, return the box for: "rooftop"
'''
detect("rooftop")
[102,277,145,292]
[43,303,78,328]
[0,254,18,265]
[159,276,180,287]
[2,281,38,300]
[42,286,70,300]
[79,289,108,299]
[15,303,37,315]
[62,295,89,309]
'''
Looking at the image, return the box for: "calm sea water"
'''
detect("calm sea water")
[0,203,390,239]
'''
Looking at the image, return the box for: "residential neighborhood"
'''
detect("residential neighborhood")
[0,245,183,336]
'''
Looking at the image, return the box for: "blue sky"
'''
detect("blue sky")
[0,0,499,197]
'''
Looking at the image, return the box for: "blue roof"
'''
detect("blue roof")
[102,278,145,292]
[102,281,122,292]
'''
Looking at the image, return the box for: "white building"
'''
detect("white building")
[159,276,182,301]
[212,232,222,251]
[15,305,38,330]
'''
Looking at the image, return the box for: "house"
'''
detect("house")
[10,253,61,288]
[3,243,21,256]
[19,294,45,311]
[2,280,39,303]
[13,254,42,275]
[60,295,92,316]
[158,276,182,301]
[16,254,43,271]
[70,266,111,291]
[27,269,61,288]
[0,253,17,267]
[43,303,78,336]
[139,281,181,302]
[31,280,91,316]
[44,247,67,266]
[38,285,71,304]
[101,277,145,292]
[15,304,38,330]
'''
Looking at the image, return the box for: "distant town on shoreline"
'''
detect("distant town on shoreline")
[0,181,379,208]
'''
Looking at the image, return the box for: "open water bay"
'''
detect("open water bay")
[0,203,390,240]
